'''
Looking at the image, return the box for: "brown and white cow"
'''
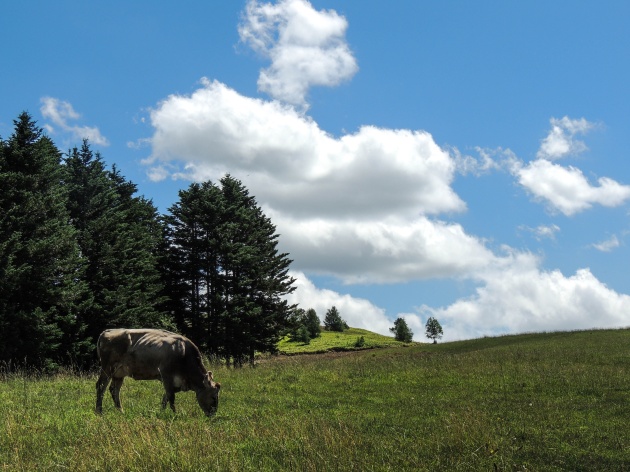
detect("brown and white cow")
[95,328,221,417]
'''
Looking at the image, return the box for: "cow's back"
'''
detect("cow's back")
[97,329,187,380]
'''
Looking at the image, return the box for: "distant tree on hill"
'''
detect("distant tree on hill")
[287,308,306,341]
[304,308,321,338]
[425,317,443,344]
[287,307,320,343]
[324,306,347,332]
[390,317,413,343]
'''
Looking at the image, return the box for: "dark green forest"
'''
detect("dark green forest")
[0,112,296,370]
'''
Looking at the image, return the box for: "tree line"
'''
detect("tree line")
[0,112,295,370]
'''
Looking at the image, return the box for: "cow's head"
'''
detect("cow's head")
[196,371,221,417]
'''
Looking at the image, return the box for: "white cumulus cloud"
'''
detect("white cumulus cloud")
[145,79,489,284]
[424,254,630,341]
[147,79,464,220]
[537,116,594,160]
[514,158,630,216]
[271,213,498,283]
[40,97,109,146]
[238,0,358,108]
[289,252,630,343]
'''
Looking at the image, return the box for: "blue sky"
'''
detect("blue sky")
[2,1,630,341]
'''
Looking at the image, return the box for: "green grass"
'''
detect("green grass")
[1,329,629,470]
[277,327,413,354]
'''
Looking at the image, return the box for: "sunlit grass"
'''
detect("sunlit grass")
[1,329,629,470]
[276,327,413,354]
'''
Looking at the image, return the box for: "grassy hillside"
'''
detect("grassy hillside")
[1,329,629,470]
[276,327,413,354]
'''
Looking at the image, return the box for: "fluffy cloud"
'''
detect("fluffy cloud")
[290,252,630,343]
[287,250,630,342]
[40,97,109,146]
[144,1,478,286]
[502,116,630,215]
[146,79,491,283]
[271,213,497,283]
[238,0,358,108]
[452,146,506,176]
[424,254,630,341]
[515,158,630,216]
[537,116,594,160]
[532,224,560,241]
[147,79,464,219]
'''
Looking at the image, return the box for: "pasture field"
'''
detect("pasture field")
[1,329,629,471]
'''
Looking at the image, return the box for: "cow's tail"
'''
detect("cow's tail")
[96,331,105,364]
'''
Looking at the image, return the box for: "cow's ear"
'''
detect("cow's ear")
[207,371,214,380]
[215,382,221,390]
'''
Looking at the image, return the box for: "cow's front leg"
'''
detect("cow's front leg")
[95,370,111,414]
[109,377,124,410]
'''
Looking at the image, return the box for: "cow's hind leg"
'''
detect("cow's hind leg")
[96,370,111,414]
[109,377,124,411]
[161,381,177,413]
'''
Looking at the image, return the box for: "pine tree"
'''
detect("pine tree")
[162,181,224,351]
[107,165,169,329]
[304,308,321,338]
[64,141,170,354]
[163,176,296,365]
[287,307,306,342]
[390,317,413,342]
[0,113,88,369]
[217,175,296,365]
[295,325,311,344]
[324,306,346,332]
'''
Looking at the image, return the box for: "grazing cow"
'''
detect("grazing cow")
[95,328,221,417]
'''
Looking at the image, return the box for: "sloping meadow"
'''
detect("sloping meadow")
[1,329,629,470]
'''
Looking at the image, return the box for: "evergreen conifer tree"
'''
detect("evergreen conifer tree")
[161,181,224,350]
[64,141,169,350]
[0,113,88,369]
[324,306,346,332]
[163,176,296,365]
[304,308,321,338]
[218,175,296,365]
